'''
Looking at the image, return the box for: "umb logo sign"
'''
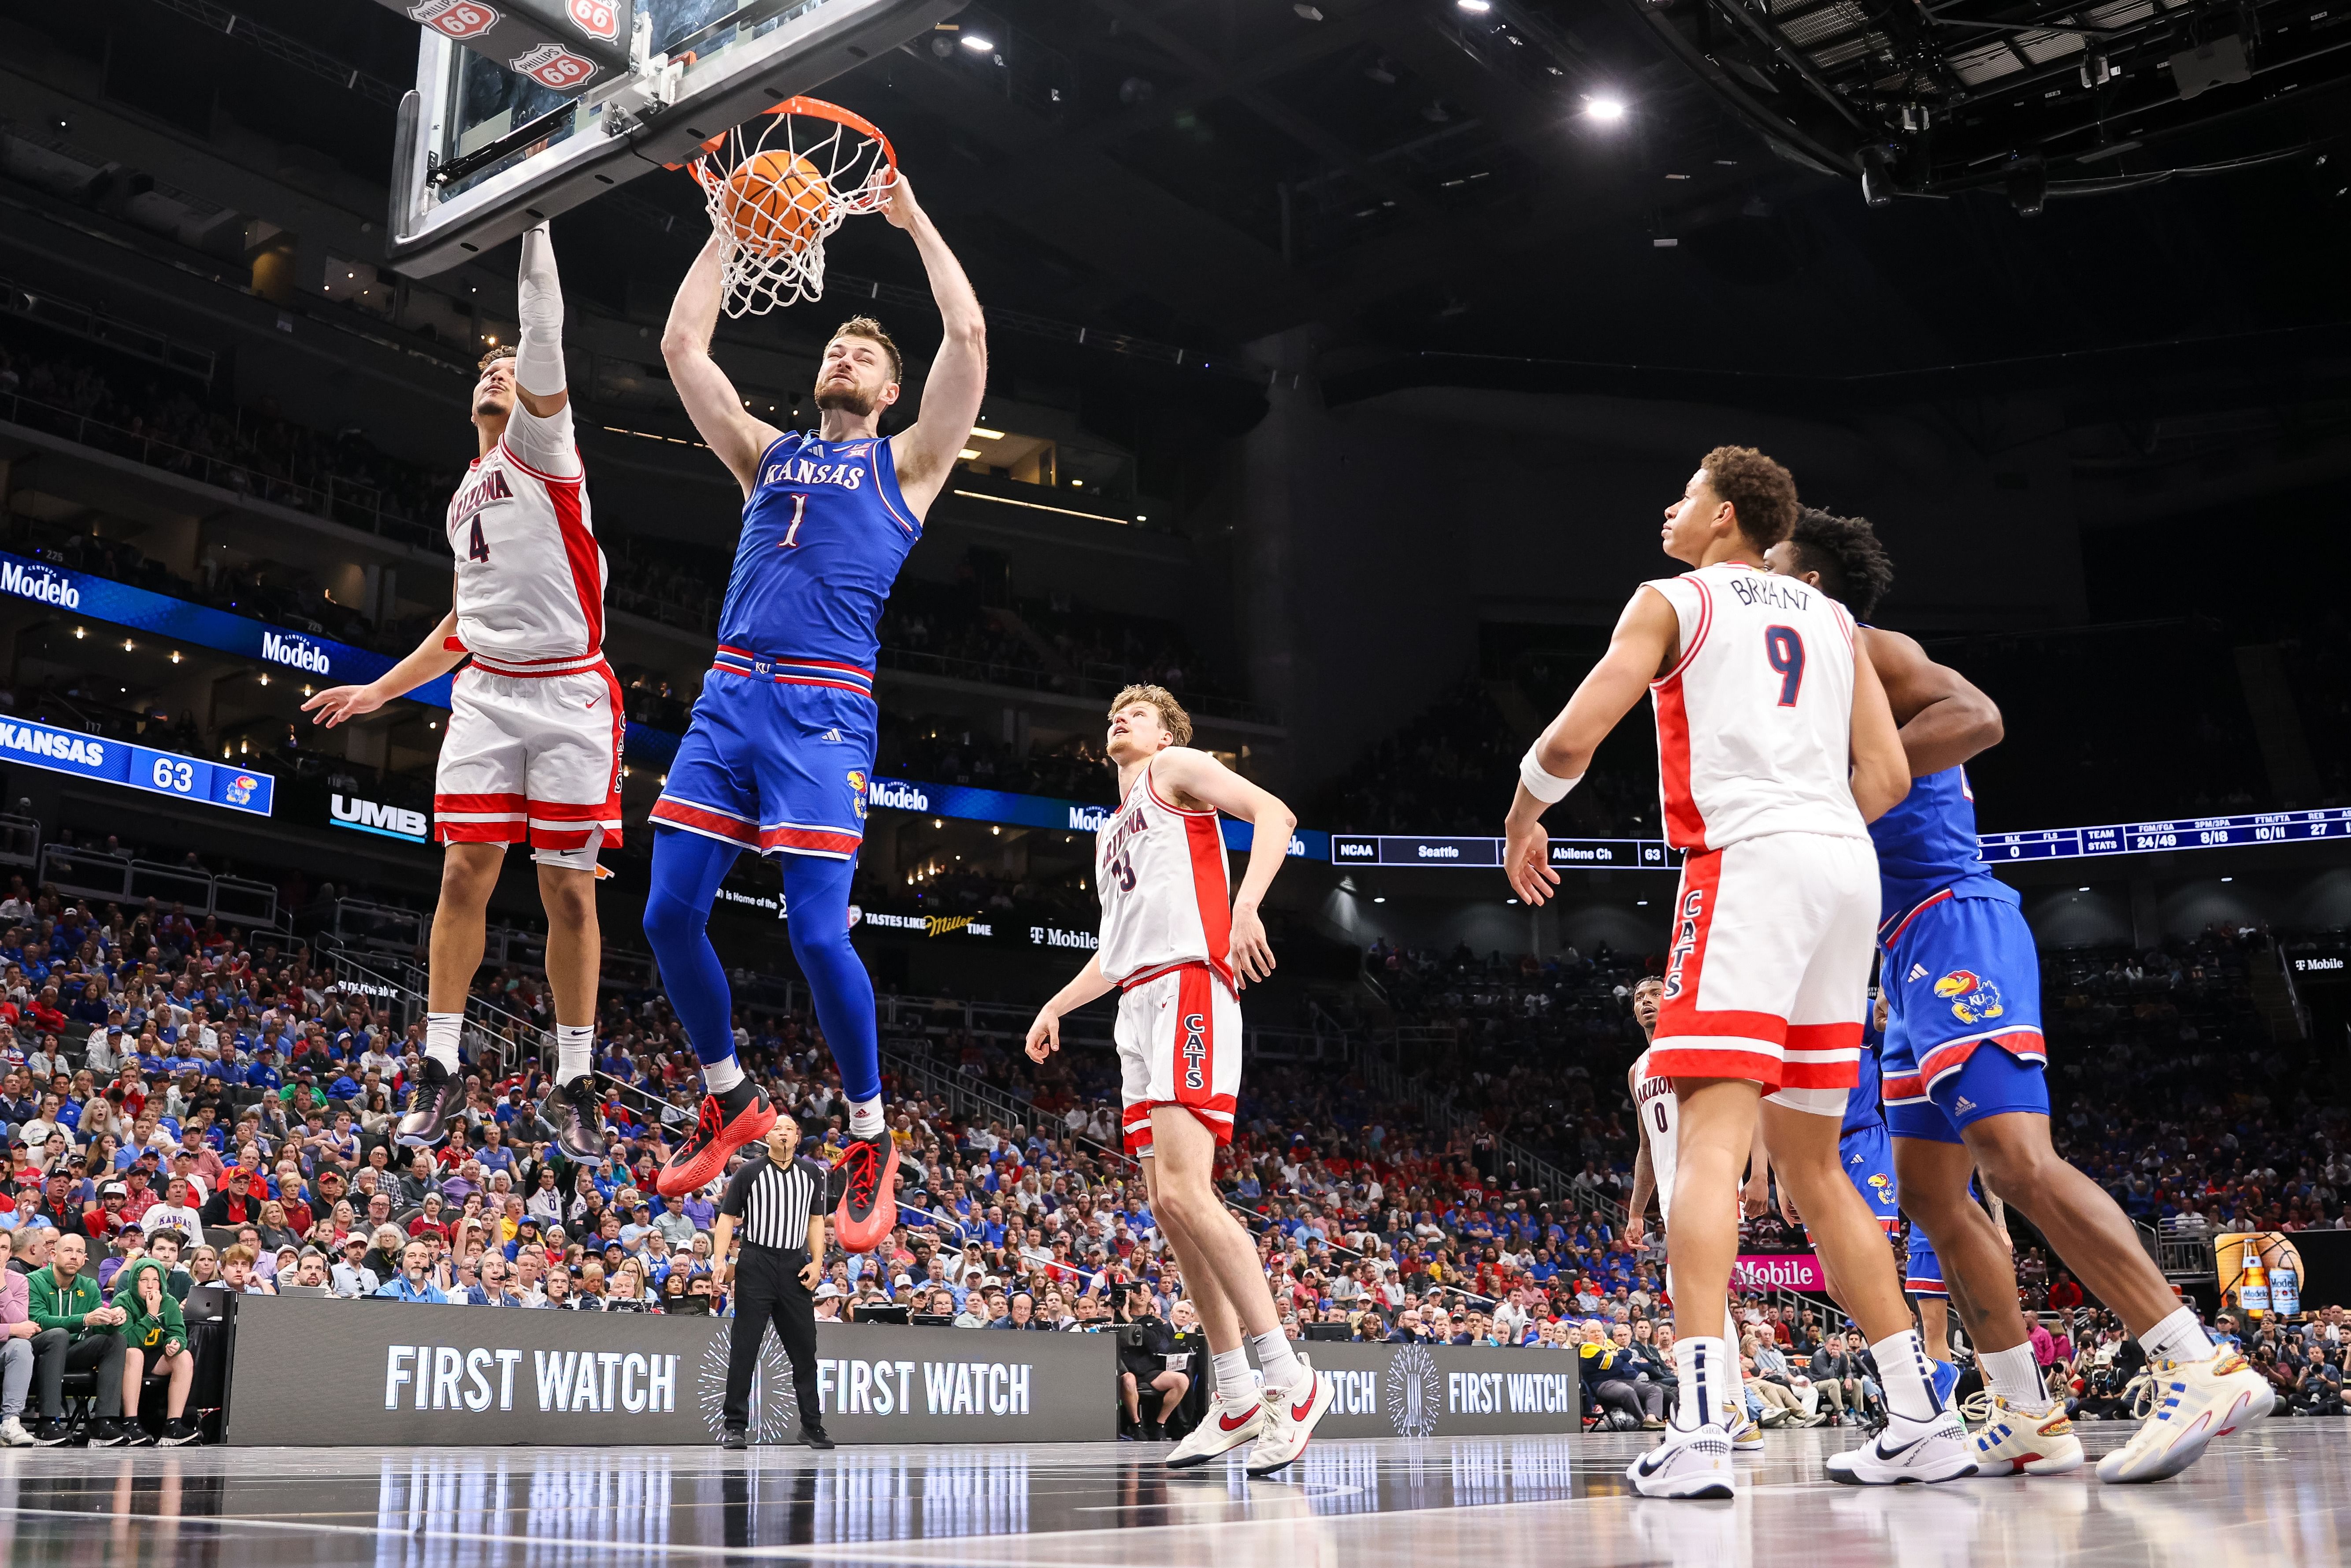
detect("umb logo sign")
[332,793,429,843]
[0,560,78,608]
[407,0,499,38]
[260,631,332,675]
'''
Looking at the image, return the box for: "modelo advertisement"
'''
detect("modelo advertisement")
[2215,1230,2351,1316]
[1299,1342,1582,1439]
[220,1296,1112,1445]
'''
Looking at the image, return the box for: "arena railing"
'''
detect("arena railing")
[0,812,40,872]
[35,842,279,927]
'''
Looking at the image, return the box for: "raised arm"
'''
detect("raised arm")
[877,174,986,518]
[1502,586,1679,904]
[1859,626,2004,778]
[513,224,569,421]
[1148,747,1298,986]
[660,231,783,496]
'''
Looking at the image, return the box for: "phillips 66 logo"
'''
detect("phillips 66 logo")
[567,0,619,41]
[408,0,499,39]
[509,43,596,88]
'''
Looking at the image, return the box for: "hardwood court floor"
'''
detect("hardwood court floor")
[0,1420,2338,1566]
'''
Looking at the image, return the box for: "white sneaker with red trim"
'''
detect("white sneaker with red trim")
[1166,1389,1266,1469]
[1245,1360,1333,1477]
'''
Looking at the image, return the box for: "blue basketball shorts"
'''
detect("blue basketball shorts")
[649,651,876,860]
[1839,1121,1903,1236]
[1880,890,2049,1144]
[1906,1224,1947,1300]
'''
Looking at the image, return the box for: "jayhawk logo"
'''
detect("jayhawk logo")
[226,774,259,805]
[1868,1172,1896,1207]
[1933,968,2006,1025]
[847,770,868,820]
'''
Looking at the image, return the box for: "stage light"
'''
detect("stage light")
[1585,96,1626,122]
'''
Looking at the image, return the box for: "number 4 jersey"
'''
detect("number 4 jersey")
[444,398,605,665]
[1645,560,1867,854]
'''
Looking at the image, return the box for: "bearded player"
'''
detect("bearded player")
[1505,447,1971,1498]
[1023,686,1332,1475]
[1767,510,2269,1483]
[646,170,985,1249]
[306,223,612,1165]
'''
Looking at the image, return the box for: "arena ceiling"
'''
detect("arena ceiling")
[5,0,2351,395]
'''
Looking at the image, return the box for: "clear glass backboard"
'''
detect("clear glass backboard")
[388,0,962,275]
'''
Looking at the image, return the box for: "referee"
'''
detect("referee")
[712,1119,833,1449]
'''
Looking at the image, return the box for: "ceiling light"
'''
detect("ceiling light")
[958,448,982,460]
[1456,0,1491,11]
[1637,900,1649,906]
[73,626,85,640]
[970,427,1005,440]
[960,33,993,50]
[170,650,182,664]
[2221,876,2234,883]
[122,639,134,651]
[1135,514,1147,522]
[1372,896,1386,904]
[1294,3,1324,16]
[2077,886,2091,893]
[1586,96,1627,122]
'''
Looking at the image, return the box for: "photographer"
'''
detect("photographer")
[1116,1283,1190,1442]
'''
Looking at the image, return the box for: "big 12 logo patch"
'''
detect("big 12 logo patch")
[509,42,597,88]
[567,0,619,41]
[408,0,499,40]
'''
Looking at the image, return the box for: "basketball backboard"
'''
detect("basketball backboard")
[385,0,961,276]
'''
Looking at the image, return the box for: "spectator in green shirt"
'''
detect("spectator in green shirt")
[27,1232,131,1446]
[112,1257,200,1446]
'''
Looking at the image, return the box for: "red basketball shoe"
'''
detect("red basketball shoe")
[656,1081,775,1198]
[831,1134,900,1253]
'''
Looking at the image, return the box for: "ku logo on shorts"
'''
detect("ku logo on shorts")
[1933,968,2006,1025]
[1181,1011,1208,1091]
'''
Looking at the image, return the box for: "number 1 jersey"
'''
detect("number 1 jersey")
[1645,560,1867,853]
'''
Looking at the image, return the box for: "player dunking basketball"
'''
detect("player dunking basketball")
[1023,686,1333,1475]
[1504,446,1972,1497]
[645,170,986,1250]
[1766,508,2270,1483]
[306,224,612,1164]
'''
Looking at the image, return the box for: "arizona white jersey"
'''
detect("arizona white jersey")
[1095,759,1233,988]
[445,400,606,667]
[1645,560,1865,853]
[1632,1047,1680,1223]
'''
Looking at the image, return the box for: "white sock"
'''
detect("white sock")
[423,1013,462,1074]
[2140,1306,2215,1367]
[1672,1335,1728,1432]
[556,1025,593,1085]
[1721,1309,1749,1423]
[1213,1347,1252,1402]
[702,1055,744,1096]
[848,1095,885,1140]
[1981,1342,2050,1407]
[1870,1328,1942,1422]
[1250,1329,1304,1395]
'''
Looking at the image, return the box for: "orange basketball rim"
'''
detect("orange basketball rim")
[681,97,899,318]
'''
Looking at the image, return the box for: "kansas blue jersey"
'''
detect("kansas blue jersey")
[1869,764,2014,925]
[716,431,921,667]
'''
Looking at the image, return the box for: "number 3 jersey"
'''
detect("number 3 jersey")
[445,399,606,666]
[1094,760,1234,989]
[1645,560,1867,854]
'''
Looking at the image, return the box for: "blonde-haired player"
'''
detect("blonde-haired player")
[306,223,612,1163]
[1025,685,1331,1475]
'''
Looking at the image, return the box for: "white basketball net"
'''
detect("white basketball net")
[687,98,896,318]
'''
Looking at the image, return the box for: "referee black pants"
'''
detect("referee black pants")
[724,1246,822,1433]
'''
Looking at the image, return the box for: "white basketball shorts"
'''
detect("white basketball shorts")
[1648,830,1876,1093]
[1114,960,1242,1158]
[433,656,623,863]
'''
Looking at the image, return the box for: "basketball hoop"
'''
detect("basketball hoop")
[683,96,897,317]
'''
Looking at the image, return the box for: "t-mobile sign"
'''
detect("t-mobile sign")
[1733,1254,1826,1293]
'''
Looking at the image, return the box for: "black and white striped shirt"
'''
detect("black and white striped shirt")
[718,1152,828,1252]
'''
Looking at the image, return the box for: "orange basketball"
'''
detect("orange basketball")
[723,151,831,257]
